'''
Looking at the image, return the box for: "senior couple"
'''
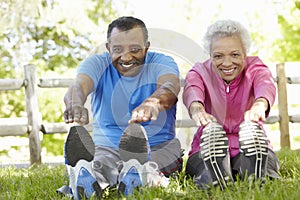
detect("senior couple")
[57,16,280,199]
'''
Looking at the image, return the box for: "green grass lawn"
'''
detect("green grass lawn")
[1,148,300,200]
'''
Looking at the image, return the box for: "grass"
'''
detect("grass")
[0,148,300,200]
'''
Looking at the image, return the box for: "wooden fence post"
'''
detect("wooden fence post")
[24,64,42,164]
[276,63,291,149]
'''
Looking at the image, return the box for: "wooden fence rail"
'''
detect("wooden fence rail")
[0,63,299,165]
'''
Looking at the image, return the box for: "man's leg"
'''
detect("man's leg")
[117,123,150,195]
[118,123,178,195]
[92,146,121,189]
[150,138,183,177]
[64,126,102,200]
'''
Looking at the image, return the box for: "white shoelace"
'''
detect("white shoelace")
[118,159,170,188]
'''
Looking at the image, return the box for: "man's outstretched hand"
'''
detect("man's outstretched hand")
[128,98,161,124]
[64,104,89,125]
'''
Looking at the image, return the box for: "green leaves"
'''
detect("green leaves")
[0,0,118,118]
[272,1,300,62]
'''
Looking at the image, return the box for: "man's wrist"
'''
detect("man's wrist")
[145,97,162,111]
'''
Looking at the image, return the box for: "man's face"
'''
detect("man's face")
[106,27,150,77]
[210,36,246,83]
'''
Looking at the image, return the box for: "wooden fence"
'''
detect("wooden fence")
[0,63,300,165]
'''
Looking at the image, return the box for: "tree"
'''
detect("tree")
[0,0,119,118]
[272,0,300,62]
[0,0,122,160]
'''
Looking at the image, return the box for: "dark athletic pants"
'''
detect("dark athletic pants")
[185,148,280,180]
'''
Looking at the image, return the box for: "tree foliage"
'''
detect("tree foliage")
[0,0,118,77]
[0,0,118,119]
[272,0,300,62]
[0,0,121,158]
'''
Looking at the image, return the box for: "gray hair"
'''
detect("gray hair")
[203,19,252,54]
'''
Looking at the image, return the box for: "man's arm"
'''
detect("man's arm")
[63,74,94,125]
[129,73,180,123]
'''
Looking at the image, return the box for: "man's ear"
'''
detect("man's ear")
[145,41,150,51]
[105,42,110,52]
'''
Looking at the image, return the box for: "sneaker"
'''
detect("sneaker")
[118,123,150,164]
[56,185,72,198]
[239,121,268,179]
[65,126,94,167]
[65,125,102,199]
[143,161,170,188]
[199,121,232,190]
[118,123,150,195]
[118,159,144,195]
[118,159,170,196]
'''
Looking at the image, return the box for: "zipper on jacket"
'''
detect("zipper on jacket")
[226,83,230,93]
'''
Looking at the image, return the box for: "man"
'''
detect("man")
[59,16,183,199]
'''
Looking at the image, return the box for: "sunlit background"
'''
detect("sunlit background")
[0,0,299,165]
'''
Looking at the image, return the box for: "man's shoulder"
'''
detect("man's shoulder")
[80,52,112,69]
[89,52,111,61]
[145,51,175,63]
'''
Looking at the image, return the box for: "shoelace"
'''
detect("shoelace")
[143,161,170,187]
[118,159,170,187]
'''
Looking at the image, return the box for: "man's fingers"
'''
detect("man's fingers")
[64,109,74,123]
[64,106,89,125]
[129,106,159,123]
[80,108,89,124]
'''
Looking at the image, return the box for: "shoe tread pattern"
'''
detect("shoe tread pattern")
[239,121,268,178]
[200,122,230,189]
[119,123,149,164]
[65,126,95,167]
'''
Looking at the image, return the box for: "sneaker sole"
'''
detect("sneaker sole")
[119,123,150,164]
[239,121,268,178]
[65,126,95,167]
[200,122,231,189]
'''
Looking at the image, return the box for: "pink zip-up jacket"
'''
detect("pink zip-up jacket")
[183,56,276,158]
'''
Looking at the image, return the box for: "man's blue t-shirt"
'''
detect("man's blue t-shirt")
[77,51,179,149]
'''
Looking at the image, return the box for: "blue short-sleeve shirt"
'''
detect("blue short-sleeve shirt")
[77,51,179,149]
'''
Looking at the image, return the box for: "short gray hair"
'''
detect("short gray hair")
[203,19,252,54]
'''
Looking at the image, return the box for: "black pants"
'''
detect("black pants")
[185,148,280,179]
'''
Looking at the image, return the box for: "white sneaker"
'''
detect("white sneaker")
[67,159,102,200]
[65,125,102,199]
[118,159,144,195]
[143,161,170,188]
[118,159,170,195]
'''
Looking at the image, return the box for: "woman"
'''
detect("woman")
[183,19,280,189]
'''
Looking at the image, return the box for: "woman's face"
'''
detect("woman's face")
[210,36,246,83]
